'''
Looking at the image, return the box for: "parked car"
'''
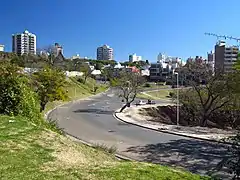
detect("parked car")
[147,99,156,104]
[136,100,145,106]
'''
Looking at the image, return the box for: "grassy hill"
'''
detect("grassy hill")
[0,115,210,180]
[44,77,108,114]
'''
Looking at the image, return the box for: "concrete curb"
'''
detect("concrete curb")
[113,107,235,147]
[65,132,133,162]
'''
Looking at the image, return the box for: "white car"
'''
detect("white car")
[136,100,145,106]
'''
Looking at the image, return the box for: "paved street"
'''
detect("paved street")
[48,88,231,179]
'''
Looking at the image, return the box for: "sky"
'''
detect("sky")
[1,0,240,62]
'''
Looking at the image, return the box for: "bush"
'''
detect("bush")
[144,83,151,87]
[77,77,85,84]
[169,92,174,97]
[0,62,41,121]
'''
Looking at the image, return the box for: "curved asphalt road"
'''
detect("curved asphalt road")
[49,88,230,179]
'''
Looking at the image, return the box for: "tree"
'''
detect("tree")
[101,67,114,83]
[116,71,145,112]
[0,61,40,120]
[216,55,240,179]
[38,45,58,66]
[176,63,233,127]
[33,66,68,112]
[80,63,92,84]
[95,62,103,70]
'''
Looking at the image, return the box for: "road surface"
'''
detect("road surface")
[48,88,230,179]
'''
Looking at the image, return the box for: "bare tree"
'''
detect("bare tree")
[116,71,145,112]
[79,63,93,84]
[38,45,56,65]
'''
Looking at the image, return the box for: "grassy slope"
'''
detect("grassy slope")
[44,77,108,114]
[0,115,210,180]
[137,89,173,100]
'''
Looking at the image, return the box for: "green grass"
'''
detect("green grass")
[0,115,211,180]
[140,84,170,91]
[43,77,108,114]
[137,89,173,100]
[147,89,173,99]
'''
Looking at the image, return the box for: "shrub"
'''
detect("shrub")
[169,92,174,97]
[32,66,68,112]
[144,83,151,87]
[77,77,85,84]
[0,62,41,121]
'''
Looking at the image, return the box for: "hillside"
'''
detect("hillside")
[0,115,210,180]
[44,77,108,114]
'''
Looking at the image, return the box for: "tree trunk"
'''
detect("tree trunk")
[120,104,127,113]
[84,76,87,84]
[120,102,131,113]
[40,101,47,112]
[200,115,208,127]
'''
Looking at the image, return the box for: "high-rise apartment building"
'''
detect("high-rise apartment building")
[97,45,113,60]
[214,41,238,73]
[0,44,4,52]
[129,53,142,62]
[12,30,36,55]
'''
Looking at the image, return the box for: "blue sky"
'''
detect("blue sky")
[1,0,240,62]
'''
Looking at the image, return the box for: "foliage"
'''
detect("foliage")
[79,63,92,84]
[116,71,145,112]
[0,61,41,120]
[32,66,68,112]
[175,62,235,127]
[121,60,148,69]
[95,62,104,70]
[217,134,240,180]
[101,67,114,82]
[93,86,99,94]
[110,77,119,87]
[94,143,117,154]
[144,83,151,87]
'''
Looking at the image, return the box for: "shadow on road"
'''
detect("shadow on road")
[125,138,231,179]
[73,108,114,115]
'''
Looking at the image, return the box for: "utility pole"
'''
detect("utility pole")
[174,72,179,125]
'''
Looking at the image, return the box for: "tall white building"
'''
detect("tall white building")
[12,30,36,55]
[129,53,142,62]
[97,44,113,60]
[0,44,4,52]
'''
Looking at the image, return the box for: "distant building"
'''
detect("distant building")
[149,63,161,81]
[129,53,142,62]
[70,54,89,60]
[207,51,215,74]
[214,41,239,73]
[53,43,63,57]
[97,44,113,60]
[0,44,4,52]
[12,30,36,55]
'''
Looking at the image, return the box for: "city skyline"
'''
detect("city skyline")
[1,0,240,61]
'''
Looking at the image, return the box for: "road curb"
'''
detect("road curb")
[113,107,234,147]
[65,132,133,162]
[44,87,134,162]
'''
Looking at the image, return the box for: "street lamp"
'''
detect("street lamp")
[174,72,179,125]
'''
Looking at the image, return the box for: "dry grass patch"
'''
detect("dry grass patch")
[36,130,116,172]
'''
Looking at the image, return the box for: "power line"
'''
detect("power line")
[204,32,240,46]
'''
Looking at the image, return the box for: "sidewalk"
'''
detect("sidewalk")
[115,103,237,143]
